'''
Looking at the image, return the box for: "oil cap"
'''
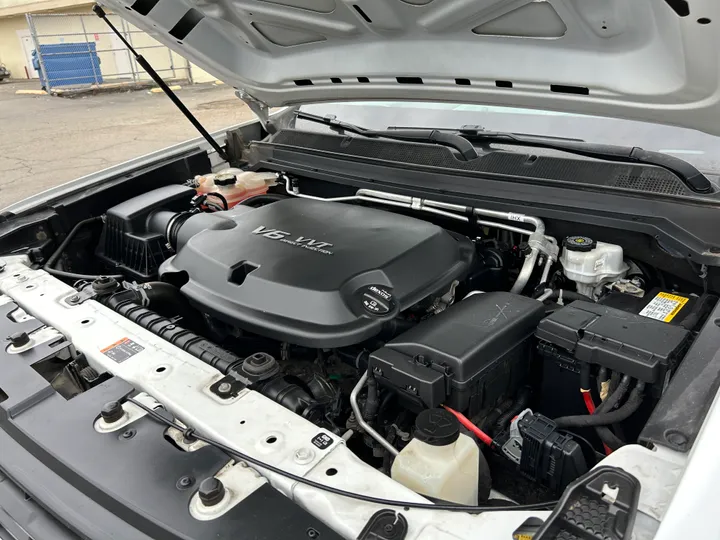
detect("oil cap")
[414,408,460,446]
[563,235,597,252]
[360,285,394,315]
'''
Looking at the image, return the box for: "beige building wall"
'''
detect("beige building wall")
[0,0,219,85]
[0,14,33,78]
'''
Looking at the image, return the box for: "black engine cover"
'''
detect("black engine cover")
[160,198,474,347]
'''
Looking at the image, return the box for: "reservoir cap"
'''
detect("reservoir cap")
[563,235,597,252]
[414,408,460,446]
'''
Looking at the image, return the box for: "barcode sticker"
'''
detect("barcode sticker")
[639,292,689,322]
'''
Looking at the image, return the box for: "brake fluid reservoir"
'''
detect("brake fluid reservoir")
[195,170,277,208]
[560,236,629,298]
[391,409,479,505]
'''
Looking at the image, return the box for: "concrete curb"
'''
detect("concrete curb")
[15,89,47,96]
[148,85,182,94]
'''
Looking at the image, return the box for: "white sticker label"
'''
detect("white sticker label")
[639,292,689,322]
[507,213,525,222]
[594,256,606,271]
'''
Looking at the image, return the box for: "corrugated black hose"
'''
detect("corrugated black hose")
[593,374,633,450]
[554,382,645,429]
[495,386,531,433]
[102,290,242,373]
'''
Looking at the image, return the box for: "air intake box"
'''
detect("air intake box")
[368,292,545,415]
[97,185,195,279]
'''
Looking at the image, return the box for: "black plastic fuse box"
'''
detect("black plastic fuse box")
[368,292,545,415]
[536,301,691,387]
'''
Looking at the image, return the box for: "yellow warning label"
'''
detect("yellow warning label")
[513,534,534,540]
[639,292,689,323]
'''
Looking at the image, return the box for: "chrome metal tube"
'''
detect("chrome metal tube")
[287,177,552,293]
[510,247,539,294]
[289,178,538,236]
[540,253,554,284]
[536,288,554,302]
[350,372,399,456]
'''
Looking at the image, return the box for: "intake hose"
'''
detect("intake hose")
[102,291,242,373]
[554,382,645,428]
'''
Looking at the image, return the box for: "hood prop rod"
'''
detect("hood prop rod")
[92,4,230,163]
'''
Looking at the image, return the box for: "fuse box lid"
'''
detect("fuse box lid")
[536,301,691,384]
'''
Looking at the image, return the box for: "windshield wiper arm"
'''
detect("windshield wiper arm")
[456,126,713,194]
[296,111,478,161]
[296,113,711,193]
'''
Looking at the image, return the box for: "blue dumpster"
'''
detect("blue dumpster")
[32,42,102,89]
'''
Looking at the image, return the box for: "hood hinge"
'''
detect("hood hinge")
[236,90,276,134]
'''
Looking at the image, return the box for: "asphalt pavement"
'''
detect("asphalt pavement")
[0,80,255,208]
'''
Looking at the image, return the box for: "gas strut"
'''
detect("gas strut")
[92,4,231,163]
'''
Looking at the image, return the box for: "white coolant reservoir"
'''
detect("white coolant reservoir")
[560,236,629,298]
[391,409,479,505]
[195,170,277,208]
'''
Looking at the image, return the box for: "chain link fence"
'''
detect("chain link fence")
[26,12,192,92]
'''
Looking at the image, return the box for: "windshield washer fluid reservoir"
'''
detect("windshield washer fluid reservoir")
[195,169,277,208]
[560,236,628,299]
[391,409,479,505]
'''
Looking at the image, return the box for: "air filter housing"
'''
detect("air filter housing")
[97,185,195,279]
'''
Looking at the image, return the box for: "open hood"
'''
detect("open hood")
[106,0,720,136]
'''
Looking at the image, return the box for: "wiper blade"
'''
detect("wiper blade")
[296,113,711,194]
[456,125,712,194]
[295,111,478,161]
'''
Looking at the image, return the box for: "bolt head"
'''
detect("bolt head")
[294,447,315,464]
[198,477,225,507]
[217,382,232,396]
[100,401,124,424]
[8,331,30,348]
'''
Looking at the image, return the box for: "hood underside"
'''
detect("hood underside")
[107,0,720,136]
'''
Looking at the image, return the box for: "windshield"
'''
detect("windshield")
[299,102,720,175]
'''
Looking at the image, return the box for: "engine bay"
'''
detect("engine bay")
[1,164,717,535]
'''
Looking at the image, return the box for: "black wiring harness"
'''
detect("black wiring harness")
[128,397,557,514]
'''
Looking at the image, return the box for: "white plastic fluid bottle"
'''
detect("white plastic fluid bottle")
[391,408,480,505]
